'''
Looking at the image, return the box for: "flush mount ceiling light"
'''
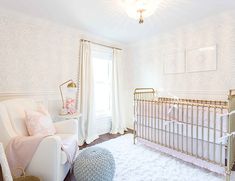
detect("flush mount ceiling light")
[122,0,159,24]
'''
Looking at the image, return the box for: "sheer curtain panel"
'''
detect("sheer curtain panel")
[78,41,98,144]
[110,49,127,134]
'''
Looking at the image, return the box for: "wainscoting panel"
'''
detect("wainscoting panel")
[0,92,62,122]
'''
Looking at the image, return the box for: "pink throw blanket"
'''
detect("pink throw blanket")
[6,135,77,176]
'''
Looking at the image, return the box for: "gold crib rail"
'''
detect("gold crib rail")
[133,88,235,181]
[158,97,228,106]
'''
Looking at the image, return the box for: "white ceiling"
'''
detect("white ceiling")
[0,0,235,44]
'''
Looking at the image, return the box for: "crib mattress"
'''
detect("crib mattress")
[136,119,227,164]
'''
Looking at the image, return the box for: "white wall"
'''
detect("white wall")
[0,9,79,94]
[123,11,235,129]
[0,8,124,125]
[2,8,234,131]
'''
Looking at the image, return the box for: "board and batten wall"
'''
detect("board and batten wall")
[0,8,124,135]
[123,11,235,129]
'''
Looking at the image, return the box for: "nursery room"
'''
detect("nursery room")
[0,0,235,181]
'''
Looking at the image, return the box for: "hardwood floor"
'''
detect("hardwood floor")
[0,166,3,181]
[79,129,133,150]
[64,129,133,181]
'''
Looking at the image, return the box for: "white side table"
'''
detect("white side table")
[57,113,82,120]
[56,113,83,146]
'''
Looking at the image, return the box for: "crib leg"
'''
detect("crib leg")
[133,122,136,144]
[133,132,136,145]
[226,171,231,181]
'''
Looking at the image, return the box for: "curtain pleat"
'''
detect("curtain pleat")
[110,49,127,134]
[78,41,98,145]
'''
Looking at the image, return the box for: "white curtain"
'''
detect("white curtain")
[78,41,98,144]
[110,49,127,134]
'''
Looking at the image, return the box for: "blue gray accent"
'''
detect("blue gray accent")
[73,147,115,181]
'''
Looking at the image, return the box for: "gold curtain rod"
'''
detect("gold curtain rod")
[80,39,122,50]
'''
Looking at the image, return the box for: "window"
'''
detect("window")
[92,47,112,118]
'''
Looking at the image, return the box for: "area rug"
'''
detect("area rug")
[93,134,225,181]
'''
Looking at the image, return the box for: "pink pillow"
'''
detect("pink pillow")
[38,104,51,116]
[25,106,56,136]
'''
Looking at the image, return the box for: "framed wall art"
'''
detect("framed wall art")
[186,45,217,73]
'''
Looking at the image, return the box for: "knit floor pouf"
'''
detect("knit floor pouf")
[74,147,115,181]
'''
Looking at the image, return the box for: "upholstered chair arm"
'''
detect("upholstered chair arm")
[0,105,18,148]
[27,135,62,181]
[54,119,78,135]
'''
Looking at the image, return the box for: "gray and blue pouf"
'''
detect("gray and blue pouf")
[73,147,115,181]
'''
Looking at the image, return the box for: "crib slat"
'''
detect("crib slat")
[138,99,142,138]
[208,106,210,161]
[138,95,140,139]
[213,107,216,163]
[202,105,205,159]
[134,95,136,141]
[177,103,179,151]
[157,101,160,144]
[165,102,167,147]
[173,103,175,149]
[186,104,189,154]
[148,100,150,141]
[145,100,147,140]
[140,95,143,139]
[196,105,199,158]
[151,100,154,143]
[169,103,171,148]
[227,105,230,167]
[152,100,154,142]
[143,99,145,140]
[154,102,157,143]
[150,100,152,142]
[143,94,145,138]
[145,100,148,141]
[191,105,194,155]
[161,101,163,145]
[136,98,138,140]
[220,107,223,166]
[138,96,140,139]
[182,104,184,152]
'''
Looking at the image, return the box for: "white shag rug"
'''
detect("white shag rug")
[92,134,232,181]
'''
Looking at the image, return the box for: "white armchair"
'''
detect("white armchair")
[0,98,78,181]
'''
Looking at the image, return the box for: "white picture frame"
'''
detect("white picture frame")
[164,51,185,74]
[0,143,13,181]
[186,45,217,73]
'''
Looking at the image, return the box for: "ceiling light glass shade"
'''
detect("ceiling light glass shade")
[122,0,159,20]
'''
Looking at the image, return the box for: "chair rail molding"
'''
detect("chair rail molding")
[0,91,60,100]
[158,89,228,100]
